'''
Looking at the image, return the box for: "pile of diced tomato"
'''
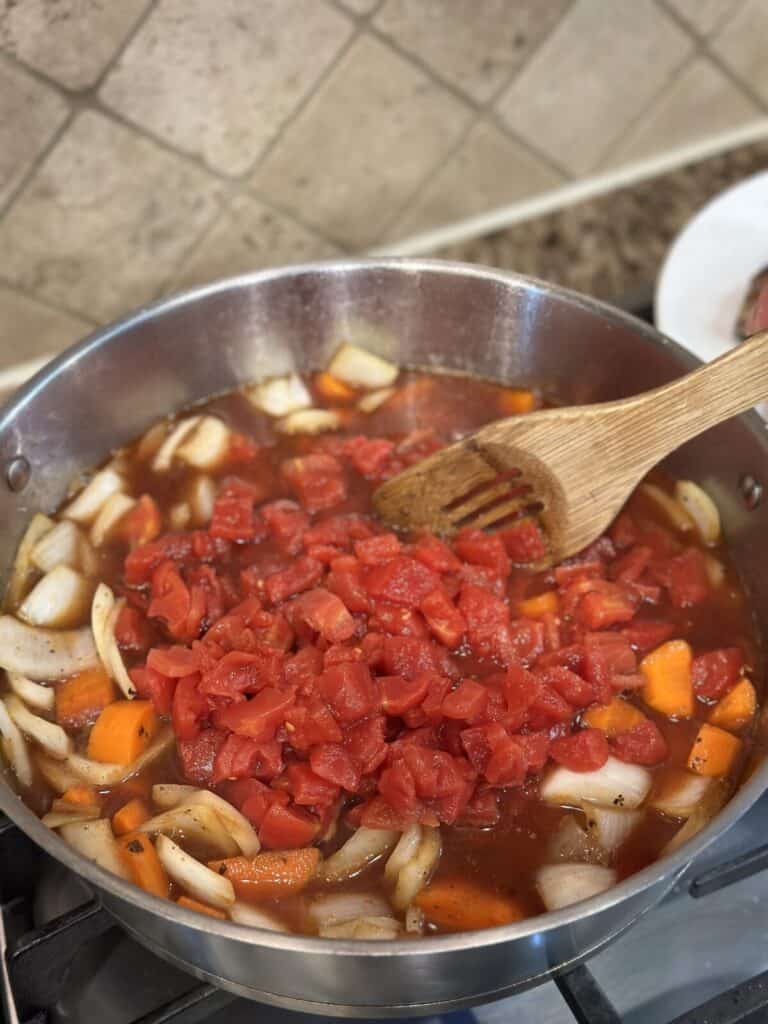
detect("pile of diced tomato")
[113,432,730,851]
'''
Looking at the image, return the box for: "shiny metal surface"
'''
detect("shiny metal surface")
[0,260,766,1016]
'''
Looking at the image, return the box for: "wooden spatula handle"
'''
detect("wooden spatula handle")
[625,329,768,469]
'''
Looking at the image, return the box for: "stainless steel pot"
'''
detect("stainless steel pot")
[0,260,765,1018]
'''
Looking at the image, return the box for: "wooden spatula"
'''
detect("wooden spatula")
[373,330,768,566]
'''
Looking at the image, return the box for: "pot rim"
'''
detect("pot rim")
[1,256,765,957]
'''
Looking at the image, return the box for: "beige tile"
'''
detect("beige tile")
[169,195,342,294]
[100,0,353,177]
[0,58,69,208]
[0,285,91,368]
[338,0,380,13]
[251,35,472,248]
[711,0,768,106]
[0,0,150,90]
[374,0,569,103]
[496,0,693,176]
[0,111,223,322]
[386,121,563,240]
[608,57,759,166]
[667,0,743,36]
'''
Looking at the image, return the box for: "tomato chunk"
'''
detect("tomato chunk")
[550,728,609,771]
[692,647,744,701]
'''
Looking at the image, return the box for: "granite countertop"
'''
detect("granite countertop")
[437,140,768,311]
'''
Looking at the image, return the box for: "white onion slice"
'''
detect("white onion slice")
[247,374,312,417]
[5,694,71,759]
[136,421,168,462]
[405,904,425,934]
[91,584,136,698]
[357,387,395,413]
[35,752,81,793]
[151,417,202,472]
[327,344,398,389]
[185,475,217,527]
[156,834,235,909]
[67,725,173,785]
[90,493,135,547]
[139,802,239,857]
[177,416,230,470]
[319,916,400,940]
[309,892,391,928]
[392,827,441,911]
[0,698,33,787]
[169,502,191,530]
[703,554,725,588]
[42,805,101,829]
[63,469,124,525]
[384,824,422,882]
[59,819,129,879]
[150,786,260,856]
[547,815,606,866]
[537,863,617,911]
[152,783,199,809]
[0,615,98,681]
[31,521,95,576]
[6,513,54,609]
[540,757,652,810]
[229,901,287,931]
[675,480,721,546]
[581,804,642,854]
[649,770,712,820]
[7,672,55,713]
[639,483,693,533]
[276,409,341,435]
[18,565,93,629]
[318,827,399,883]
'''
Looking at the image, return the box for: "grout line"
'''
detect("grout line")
[368,118,768,257]
[90,0,160,91]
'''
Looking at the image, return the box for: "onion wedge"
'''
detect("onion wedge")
[320,916,400,940]
[156,834,235,909]
[149,786,260,857]
[247,374,311,417]
[185,475,216,527]
[318,827,398,883]
[309,892,392,929]
[18,565,93,629]
[35,752,81,794]
[540,756,652,810]
[581,804,642,855]
[392,827,441,911]
[384,824,422,882]
[7,672,55,713]
[152,783,199,809]
[151,417,202,472]
[651,769,713,820]
[67,725,173,785]
[169,502,191,530]
[63,469,124,525]
[177,416,230,470]
[405,905,425,934]
[59,819,130,880]
[6,694,71,759]
[0,615,98,680]
[42,804,101,829]
[5,513,54,609]
[327,343,398,389]
[536,863,617,911]
[357,387,394,413]
[639,483,693,533]
[90,493,135,547]
[91,584,136,698]
[0,698,33,787]
[139,802,240,858]
[229,901,287,931]
[675,480,721,546]
[276,409,341,435]
[31,521,96,576]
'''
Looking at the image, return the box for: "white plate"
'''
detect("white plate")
[656,169,768,364]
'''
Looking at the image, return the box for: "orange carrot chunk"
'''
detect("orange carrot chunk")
[118,832,169,898]
[517,591,558,618]
[415,878,525,932]
[687,723,742,777]
[208,848,320,902]
[314,372,357,404]
[119,494,161,545]
[708,678,757,733]
[176,895,228,920]
[60,785,100,808]
[641,639,694,719]
[581,697,647,737]
[112,797,151,836]
[87,700,159,765]
[56,668,116,729]
[498,388,536,416]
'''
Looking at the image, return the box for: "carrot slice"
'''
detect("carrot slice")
[708,678,757,733]
[118,494,161,545]
[517,591,558,618]
[581,698,647,737]
[415,878,525,932]
[60,785,100,808]
[640,640,694,719]
[314,372,356,404]
[176,895,227,920]
[56,667,116,729]
[112,797,151,836]
[118,832,169,898]
[687,723,742,777]
[87,700,159,765]
[208,848,320,901]
[498,388,536,416]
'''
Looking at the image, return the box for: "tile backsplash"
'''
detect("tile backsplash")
[0,0,766,369]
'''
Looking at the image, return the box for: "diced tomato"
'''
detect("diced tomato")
[344,716,388,774]
[459,788,500,827]
[213,687,294,740]
[258,802,319,849]
[409,533,462,574]
[610,512,637,550]
[369,602,429,638]
[612,545,653,583]
[292,588,356,642]
[377,757,419,819]
[516,731,550,773]
[227,431,259,463]
[499,519,547,563]
[381,635,455,681]
[343,436,396,477]
[303,515,374,548]
[504,618,545,666]
[621,619,676,654]
[365,556,442,609]
[261,500,310,556]
[502,662,541,727]
[483,726,526,787]
[611,719,668,765]
[213,733,283,783]
[284,697,343,750]
[285,763,340,807]
[541,666,595,708]
[326,565,371,614]
[575,582,638,629]
[458,583,510,660]
[147,644,201,677]
[692,647,744,701]
[354,533,402,565]
[177,728,225,784]
[318,662,379,722]
[310,743,361,791]
[284,646,324,690]
[238,784,289,827]
[148,561,193,638]
[550,728,609,771]
[455,528,511,578]
[209,489,257,542]
[420,589,466,648]
[130,666,176,716]
[526,685,573,730]
[583,632,638,697]
[171,675,208,741]
[199,648,284,698]
[281,454,347,514]
[118,494,163,547]
[380,675,430,716]
[264,557,324,604]
[114,605,153,653]
[442,680,488,721]
[659,548,711,608]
